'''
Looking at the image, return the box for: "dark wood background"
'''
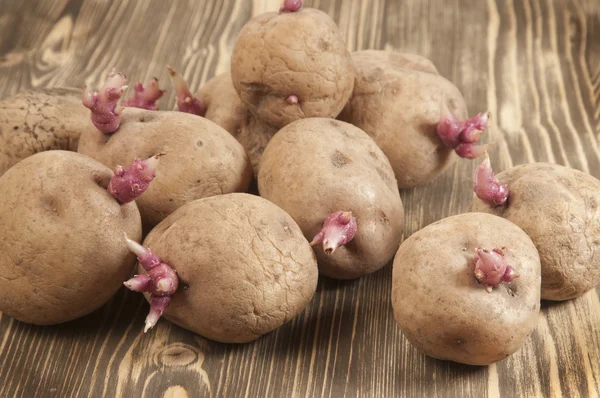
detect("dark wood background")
[1,0,600,397]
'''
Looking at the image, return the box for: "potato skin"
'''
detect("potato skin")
[0,87,88,175]
[141,193,318,343]
[392,213,541,366]
[0,151,141,325]
[236,111,278,176]
[78,108,252,228]
[197,73,247,136]
[231,8,356,128]
[339,50,468,189]
[258,118,404,279]
[470,163,600,301]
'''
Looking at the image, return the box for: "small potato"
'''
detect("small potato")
[236,112,278,175]
[78,109,252,228]
[0,88,89,175]
[258,118,404,279]
[339,50,482,189]
[138,193,318,343]
[0,151,142,325]
[471,162,600,301]
[196,73,248,136]
[392,213,541,366]
[196,74,278,174]
[231,8,356,128]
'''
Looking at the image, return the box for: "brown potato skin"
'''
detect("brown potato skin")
[392,213,541,366]
[197,73,248,136]
[0,87,89,175]
[258,118,404,279]
[197,73,278,175]
[231,9,356,128]
[236,111,278,176]
[470,163,600,301]
[140,193,318,343]
[339,50,468,189]
[78,108,252,228]
[0,151,142,325]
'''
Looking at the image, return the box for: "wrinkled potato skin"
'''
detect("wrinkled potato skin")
[141,193,318,343]
[0,88,88,175]
[78,108,252,228]
[470,163,600,301]
[237,112,278,176]
[392,213,541,366]
[339,50,468,189]
[258,119,404,279]
[231,9,356,128]
[197,73,247,136]
[0,151,141,325]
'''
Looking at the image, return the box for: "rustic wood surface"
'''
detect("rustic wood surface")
[1,0,599,396]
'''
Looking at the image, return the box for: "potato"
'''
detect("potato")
[196,74,278,174]
[236,112,278,175]
[231,8,356,129]
[258,118,404,279]
[78,108,252,228]
[339,50,486,189]
[196,73,248,136]
[0,151,142,325]
[136,193,318,342]
[471,162,600,301]
[0,87,88,175]
[392,213,541,366]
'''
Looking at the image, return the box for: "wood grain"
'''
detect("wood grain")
[1,0,599,397]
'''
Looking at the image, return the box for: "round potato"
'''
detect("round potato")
[0,151,141,325]
[392,213,541,366]
[258,118,404,279]
[471,162,600,301]
[78,108,252,228]
[231,8,356,128]
[0,87,89,175]
[140,193,318,343]
[197,73,248,136]
[339,50,469,189]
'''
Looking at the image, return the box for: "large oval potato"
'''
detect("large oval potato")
[140,193,318,343]
[78,108,252,228]
[258,118,404,279]
[471,162,600,301]
[231,8,355,128]
[392,213,541,366]
[339,50,469,189]
[0,87,89,175]
[0,151,141,325]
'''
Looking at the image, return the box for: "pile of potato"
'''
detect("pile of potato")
[1,1,599,367]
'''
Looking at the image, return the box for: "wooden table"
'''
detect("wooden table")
[1,0,599,396]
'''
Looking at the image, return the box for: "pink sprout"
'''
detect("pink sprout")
[122,78,165,110]
[473,248,519,293]
[167,66,206,116]
[473,151,509,207]
[124,235,179,332]
[436,101,490,159]
[82,68,128,134]
[108,153,163,204]
[279,0,303,12]
[310,211,358,255]
[286,95,299,104]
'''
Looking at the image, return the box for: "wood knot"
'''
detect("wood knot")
[158,343,199,367]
